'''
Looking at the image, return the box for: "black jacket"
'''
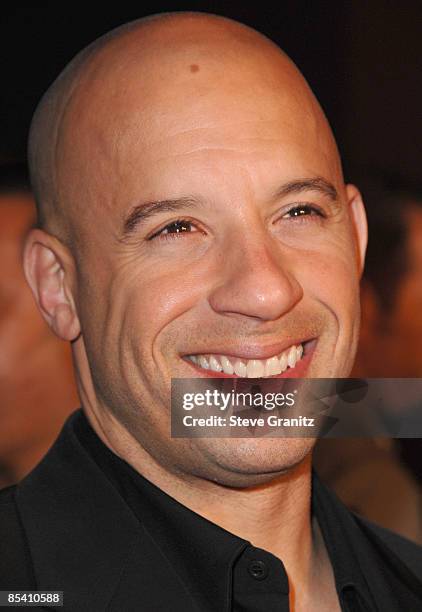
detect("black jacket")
[1,410,422,612]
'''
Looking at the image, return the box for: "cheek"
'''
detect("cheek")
[138,276,201,324]
[84,263,206,383]
[292,234,360,319]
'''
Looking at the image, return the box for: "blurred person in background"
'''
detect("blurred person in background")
[0,161,78,488]
[315,175,422,543]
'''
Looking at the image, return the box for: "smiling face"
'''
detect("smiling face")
[26,14,367,486]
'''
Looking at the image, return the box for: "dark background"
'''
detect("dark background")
[1,1,421,185]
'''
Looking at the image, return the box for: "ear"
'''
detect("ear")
[23,228,81,341]
[345,183,368,276]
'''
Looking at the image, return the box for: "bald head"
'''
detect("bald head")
[28,11,340,248]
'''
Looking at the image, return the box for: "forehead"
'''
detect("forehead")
[57,33,341,237]
[72,36,325,147]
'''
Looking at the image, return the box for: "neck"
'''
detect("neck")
[177,456,313,571]
[189,456,318,598]
[85,405,325,603]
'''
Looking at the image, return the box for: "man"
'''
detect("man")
[0,162,78,488]
[1,12,421,611]
[314,180,422,543]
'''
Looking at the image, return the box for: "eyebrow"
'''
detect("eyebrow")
[119,176,339,241]
[273,177,338,201]
[119,197,202,242]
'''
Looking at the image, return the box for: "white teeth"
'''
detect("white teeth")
[220,355,234,375]
[233,360,247,377]
[265,356,281,376]
[209,355,223,372]
[246,359,265,378]
[186,343,304,377]
[287,345,297,369]
[198,355,210,370]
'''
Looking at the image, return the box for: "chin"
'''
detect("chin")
[196,437,315,488]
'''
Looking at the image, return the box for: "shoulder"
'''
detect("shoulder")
[355,514,422,580]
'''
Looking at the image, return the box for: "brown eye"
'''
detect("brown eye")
[162,220,193,234]
[148,219,200,241]
[283,205,323,218]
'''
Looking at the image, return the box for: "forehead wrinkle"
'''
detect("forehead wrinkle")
[114,109,333,168]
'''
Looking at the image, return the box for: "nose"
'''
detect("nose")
[208,233,303,322]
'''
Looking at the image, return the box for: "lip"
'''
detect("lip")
[181,338,317,378]
[180,338,316,362]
